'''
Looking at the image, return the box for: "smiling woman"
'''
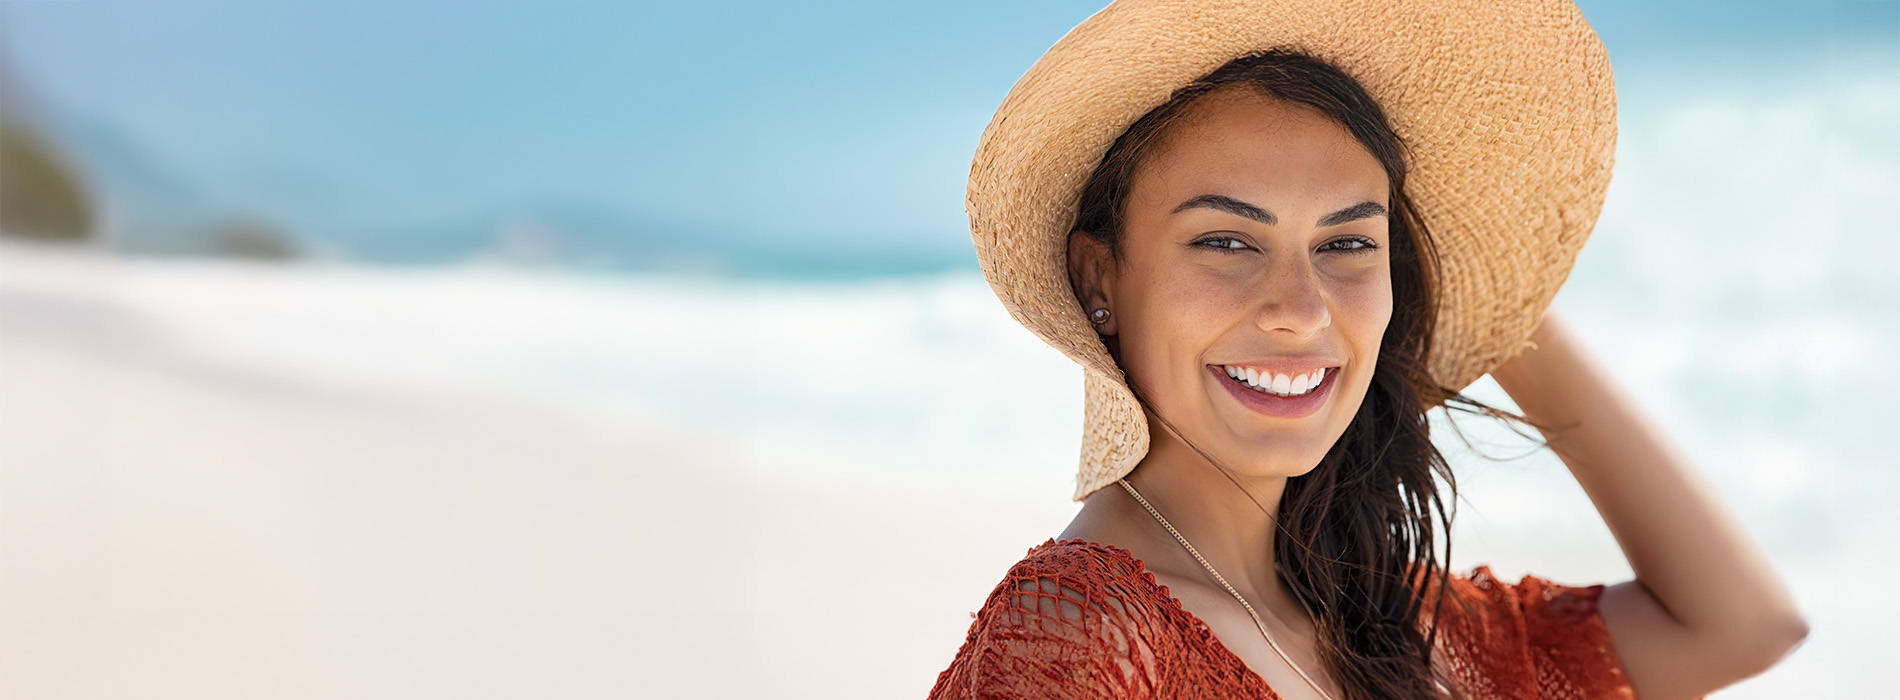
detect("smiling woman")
[929,2,1807,700]
[1070,80,1405,481]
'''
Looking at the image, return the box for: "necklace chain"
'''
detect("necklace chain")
[1117,478,1337,700]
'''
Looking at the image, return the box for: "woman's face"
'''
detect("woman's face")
[1076,90,1394,478]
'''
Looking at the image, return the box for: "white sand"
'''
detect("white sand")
[0,332,1075,698]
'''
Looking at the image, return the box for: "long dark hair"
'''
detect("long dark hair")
[1074,50,1517,700]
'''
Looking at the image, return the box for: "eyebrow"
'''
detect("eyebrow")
[1172,194,1388,227]
[1317,201,1390,227]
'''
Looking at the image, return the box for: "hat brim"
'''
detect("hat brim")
[967,0,1617,500]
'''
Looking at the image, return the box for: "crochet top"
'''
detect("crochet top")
[929,539,1637,700]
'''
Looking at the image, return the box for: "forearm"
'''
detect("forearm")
[1489,314,1806,682]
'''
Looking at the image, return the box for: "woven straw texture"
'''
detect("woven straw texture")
[967,0,1617,500]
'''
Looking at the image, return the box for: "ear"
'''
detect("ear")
[1066,229,1118,336]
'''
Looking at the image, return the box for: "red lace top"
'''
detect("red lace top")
[930,539,1636,699]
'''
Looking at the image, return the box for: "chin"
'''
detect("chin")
[1221,394,1365,480]
[1225,439,1333,479]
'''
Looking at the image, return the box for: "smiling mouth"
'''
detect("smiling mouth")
[1218,365,1329,397]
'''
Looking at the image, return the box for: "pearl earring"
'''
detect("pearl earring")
[1089,308,1111,326]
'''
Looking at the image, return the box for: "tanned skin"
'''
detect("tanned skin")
[1060,90,1806,700]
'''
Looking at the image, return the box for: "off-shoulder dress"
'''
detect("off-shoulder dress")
[929,539,1637,700]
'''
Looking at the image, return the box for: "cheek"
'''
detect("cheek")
[1114,263,1237,388]
[1331,270,1394,349]
[1324,267,1394,419]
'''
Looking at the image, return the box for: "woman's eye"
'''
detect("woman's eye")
[1319,237,1379,253]
[1196,236,1250,251]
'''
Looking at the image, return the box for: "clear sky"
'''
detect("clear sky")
[2,0,1895,274]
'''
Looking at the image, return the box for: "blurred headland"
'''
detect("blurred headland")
[0,124,92,242]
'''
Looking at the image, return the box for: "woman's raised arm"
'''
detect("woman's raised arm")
[1487,311,1808,700]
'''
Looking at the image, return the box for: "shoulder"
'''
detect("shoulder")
[928,539,1171,700]
[968,538,1170,650]
[1005,538,1157,598]
[1429,566,1636,700]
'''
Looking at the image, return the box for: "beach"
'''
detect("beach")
[1,0,1893,693]
[0,245,1081,697]
[0,241,1887,698]
[0,326,1074,699]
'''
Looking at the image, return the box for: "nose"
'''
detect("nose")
[1254,254,1331,340]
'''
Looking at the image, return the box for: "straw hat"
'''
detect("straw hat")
[968,0,1617,500]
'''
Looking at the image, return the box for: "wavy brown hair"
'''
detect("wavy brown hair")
[1074,50,1522,700]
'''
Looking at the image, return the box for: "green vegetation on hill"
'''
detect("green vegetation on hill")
[0,125,93,241]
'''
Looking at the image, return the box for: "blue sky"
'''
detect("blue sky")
[2,1,1895,274]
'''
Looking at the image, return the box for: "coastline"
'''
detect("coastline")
[0,243,1866,697]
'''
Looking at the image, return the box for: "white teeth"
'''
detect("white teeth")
[1222,365,1331,397]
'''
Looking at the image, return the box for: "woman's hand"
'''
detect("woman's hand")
[1490,310,1808,700]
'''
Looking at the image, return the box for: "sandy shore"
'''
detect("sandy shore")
[0,330,1076,698]
[0,244,1864,698]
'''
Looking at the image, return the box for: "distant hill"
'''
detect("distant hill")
[0,41,91,241]
[0,124,92,241]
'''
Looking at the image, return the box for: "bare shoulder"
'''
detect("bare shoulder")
[1059,486,1212,589]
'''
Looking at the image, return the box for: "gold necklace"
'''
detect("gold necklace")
[1118,478,1337,700]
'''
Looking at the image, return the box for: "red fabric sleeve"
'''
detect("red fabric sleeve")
[928,543,1164,700]
[1430,566,1637,700]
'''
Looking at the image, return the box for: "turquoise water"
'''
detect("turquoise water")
[5,1,1895,280]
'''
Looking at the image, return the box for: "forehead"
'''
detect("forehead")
[1132,90,1389,206]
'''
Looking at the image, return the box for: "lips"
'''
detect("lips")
[1208,363,1337,419]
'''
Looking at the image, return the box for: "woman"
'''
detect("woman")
[930,2,1807,699]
